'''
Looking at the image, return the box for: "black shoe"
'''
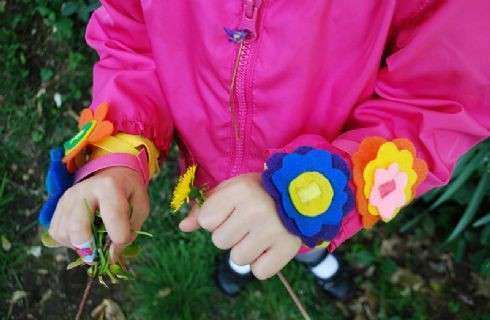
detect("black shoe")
[298,252,355,301]
[213,251,255,297]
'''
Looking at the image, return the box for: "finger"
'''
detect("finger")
[179,204,200,232]
[128,185,150,234]
[97,188,132,246]
[48,193,73,247]
[251,237,301,280]
[65,193,97,263]
[110,243,127,265]
[230,230,273,266]
[49,186,94,249]
[197,186,236,232]
[211,209,248,250]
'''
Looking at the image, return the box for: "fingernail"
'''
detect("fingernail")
[75,239,97,264]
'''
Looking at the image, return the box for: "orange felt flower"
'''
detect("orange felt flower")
[352,137,428,228]
[62,102,114,172]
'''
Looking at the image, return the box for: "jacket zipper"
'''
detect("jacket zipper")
[229,0,262,177]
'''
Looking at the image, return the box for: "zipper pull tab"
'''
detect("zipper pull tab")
[241,0,262,39]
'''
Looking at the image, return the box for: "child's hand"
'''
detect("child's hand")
[48,167,149,262]
[180,173,302,280]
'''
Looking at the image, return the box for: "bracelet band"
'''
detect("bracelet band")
[74,149,150,185]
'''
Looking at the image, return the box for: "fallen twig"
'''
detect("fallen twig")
[277,271,312,320]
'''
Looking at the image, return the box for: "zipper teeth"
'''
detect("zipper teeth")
[230,39,252,176]
[228,42,243,139]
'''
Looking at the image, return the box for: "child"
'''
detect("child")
[45,0,490,300]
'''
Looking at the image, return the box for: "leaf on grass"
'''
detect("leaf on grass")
[1,234,11,251]
[157,288,172,298]
[472,273,490,298]
[27,246,42,258]
[390,268,425,291]
[90,299,126,320]
[380,238,401,257]
[67,258,84,270]
[446,171,490,243]
[10,291,28,303]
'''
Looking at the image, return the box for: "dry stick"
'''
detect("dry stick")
[75,237,112,320]
[75,276,94,320]
[277,271,312,320]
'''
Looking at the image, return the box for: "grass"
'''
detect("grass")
[1,1,490,319]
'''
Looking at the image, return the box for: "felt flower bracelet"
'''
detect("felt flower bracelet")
[352,137,428,228]
[38,103,159,228]
[262,147,355,248]
[262,137,428,248]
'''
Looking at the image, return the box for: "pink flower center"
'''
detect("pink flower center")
[378,179,396,198]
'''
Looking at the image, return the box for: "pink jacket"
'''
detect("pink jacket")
[86,0,490,250]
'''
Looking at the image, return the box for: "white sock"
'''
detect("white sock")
[311,254,339,279]
[228,257,251,275]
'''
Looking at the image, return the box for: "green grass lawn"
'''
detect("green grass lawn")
[1,1,490,319]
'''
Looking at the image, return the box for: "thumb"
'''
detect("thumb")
[179,205,201,232]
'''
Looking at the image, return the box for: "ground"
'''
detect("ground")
[1,1,489,319]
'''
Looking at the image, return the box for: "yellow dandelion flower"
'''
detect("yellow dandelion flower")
[170,165,197,212]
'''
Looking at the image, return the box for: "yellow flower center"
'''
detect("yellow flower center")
[288,172,334,217]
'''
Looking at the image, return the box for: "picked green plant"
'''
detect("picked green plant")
[41,201,153,319]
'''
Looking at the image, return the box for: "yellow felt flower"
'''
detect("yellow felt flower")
[170,165,197,212]
[363,142,417,216]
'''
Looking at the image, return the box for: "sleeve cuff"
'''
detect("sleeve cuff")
[91,132,160,178]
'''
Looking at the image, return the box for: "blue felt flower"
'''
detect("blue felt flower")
[38,147,74,227]
[262,147,354,247]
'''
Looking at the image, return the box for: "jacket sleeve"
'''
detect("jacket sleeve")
[275,1,490,251]
[85,0,173,155]
[329,1,490,250]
